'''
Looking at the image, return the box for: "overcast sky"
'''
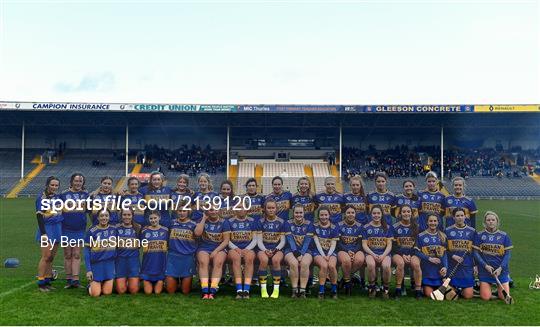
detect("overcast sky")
[0,0,538,104]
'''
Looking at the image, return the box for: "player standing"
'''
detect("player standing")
[291,177,316,222]
[444,177,478,228]
[35,176,63,292]
[314,177,344,224]
[265,176,292,220]
[394,179,420,220]
[123,177,145,226]
[418,172,446,231]
[192,173,219,223]
[343,175,368,225]
[367,172,396,225]
[140,172,173,228]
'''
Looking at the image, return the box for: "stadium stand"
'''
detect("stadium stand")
[0,149,36,194]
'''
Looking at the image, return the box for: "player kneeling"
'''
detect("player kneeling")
[140,211,168,294]
[85,209,117,297]
[312,207,339,299]
[284,204,314,298]
[362,205,393,299]
[115,208,141,294]
[414,214,448,298]
[195,207,230,299]
[474,211,513,303]
[166,206,197,295]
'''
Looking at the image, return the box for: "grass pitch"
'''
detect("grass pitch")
[0,198,539,325]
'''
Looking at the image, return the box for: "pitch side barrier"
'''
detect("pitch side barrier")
[1,102,539,113]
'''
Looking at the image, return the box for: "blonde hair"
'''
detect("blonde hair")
[483,211,500,228]
[197,173,213,192]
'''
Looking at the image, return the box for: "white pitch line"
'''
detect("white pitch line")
[0,281,35,298]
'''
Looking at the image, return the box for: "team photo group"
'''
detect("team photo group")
[35,170,513,302]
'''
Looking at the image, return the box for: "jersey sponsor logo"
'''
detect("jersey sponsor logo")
[367,237,387,249]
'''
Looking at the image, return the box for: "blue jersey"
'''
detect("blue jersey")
[291,193,316,222]
[266,191,293,220]
[123,192,145,225]
[444,195,478,227]
[199,218,230,252]
[192,191,219,222]
[59,189,88,231]
[140,186,173,227]
[90,192,120,225]
[228,216,259,249]
[168,219,198,255]
[367,191,396,225]
[284,219,314,254]
[170,190,192,208]
[84,225,117,269]
[362,222,393,256]
[140,226,168,277]
[392,222,416,256]
[415,231,448,279]
[314,192,344,224]
[36,193,63,225]
[245,193,264,220]
[258,217,287,250]
[394,194,420,219]
[418,191,446,231]
[337,220,363,253]
[445,225,476,278]
[474,230,513,277]
[115,224,140,257]
[312,222,339,255]
[343,193,368,225]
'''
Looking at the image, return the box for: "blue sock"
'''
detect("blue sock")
[44,278,51,285]
[37,279,47,286]
[210,287,217,294]
[244,284,251,292]
[319,285,325,294]
[202,287,209,294]
[331,284,337,293]
[236,283,243,292]
[66,278,72,285]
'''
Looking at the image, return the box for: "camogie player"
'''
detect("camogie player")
[244,178,265,221]
[312,206,339,299]
[170,174,194,213]
[284,204,314,298]
[84,209,117,297]
[265,176,292,220]
[362,205,393,299]
[256,199,287,298]
[291,177,316,222]
[392,204,422,299]
[394,180,420,219]
[35,176,63,292]
[367,172,396,225]
[140,172,173,228]
[166,205,198,295]
[445,208,476,299]
[227,207,259,299]
[123,177,145,226]
[140,211,168,294]
[115,208,141,294]
[89,176,119,225]
[343,175,368,225]
[444,177,478,228]
[414,214,448,298]
[192,173,219,223]
[59,173,88,289]
[314,177,344,224]
[218,180,237,220]
[194,207,230,299]
[337,205,364,295]
[473,211,513,301]
[418,172,446,231]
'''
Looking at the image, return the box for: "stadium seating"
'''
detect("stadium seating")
[262,162,304,194]
[236,162,256,193]
[0,150,36,194]
[312,163,332,193]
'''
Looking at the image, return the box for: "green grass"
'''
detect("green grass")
[1,198,539,325]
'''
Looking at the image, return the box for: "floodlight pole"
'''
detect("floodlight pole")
[21,122,25,179]
[125,124,129,177]
[440,125,444,182]
[339,122,342,179]
[227,125,230,179]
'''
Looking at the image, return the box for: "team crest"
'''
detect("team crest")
[448,199,453,204]
[320,196,326,201]
[371,196,377,201]
[424,237,430,243]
